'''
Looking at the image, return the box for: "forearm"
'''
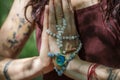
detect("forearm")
[0,56,43,80]
[0,0,34,58]
[66,58,120,80]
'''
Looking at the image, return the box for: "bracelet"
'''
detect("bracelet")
[87,63,99,80]
[3,61,12,80]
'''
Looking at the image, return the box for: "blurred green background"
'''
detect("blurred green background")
[0,0,42,80]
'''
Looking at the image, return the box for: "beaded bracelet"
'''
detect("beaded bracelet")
[87,63,99,80]
[3,61,12,80]
[47,18,82,76]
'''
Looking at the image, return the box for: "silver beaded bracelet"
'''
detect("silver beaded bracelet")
[47,18,82,76]
[3,61,12,80]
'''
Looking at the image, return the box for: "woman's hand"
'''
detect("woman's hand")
[47,0,81,76]
[49,0,79,51]
[48,0,80,57]
[39,5,54,74]
[48,0,60,53]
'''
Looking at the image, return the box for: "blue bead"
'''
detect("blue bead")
[57,71,63,76]
[60,70,63,74]
[62,66,66,70]
[48,52,54,58]
[54,67,59,72]
[56,54,65,66]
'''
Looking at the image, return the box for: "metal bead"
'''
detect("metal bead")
[46,30,50,34]
[63,18,67,26]
[56,25,61,28]
[63,36,65,40]
[66,36,69,40]
[57,27,61,31]
[53,33,56,37]
[62,66,66,70]
[48,52,55,58]
[57,70,63,76]
[63,51,66,54]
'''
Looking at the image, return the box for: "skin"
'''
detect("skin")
[0,0,53,80]
[0,0,120,80]
[48,0,120,80]
[0,0,104,80]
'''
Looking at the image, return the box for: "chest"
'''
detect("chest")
[75,5,120,67]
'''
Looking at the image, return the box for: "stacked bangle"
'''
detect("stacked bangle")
[87,63,99,80]
[3,61,12,80]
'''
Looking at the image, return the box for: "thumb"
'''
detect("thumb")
[40,5,49,53]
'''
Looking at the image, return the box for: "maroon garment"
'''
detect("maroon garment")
[36,1,120,80]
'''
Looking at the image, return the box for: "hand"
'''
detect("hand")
[48,0,80,58]
[39,5,54,74]
[47,0,81,76]
[54,0,79,50]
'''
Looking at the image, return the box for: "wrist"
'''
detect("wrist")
[67,57,80,71]
[7,57,43,80]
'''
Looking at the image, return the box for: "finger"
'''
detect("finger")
[62,0,73,27]
[54,0,63,25]
[49,0,59,53]
[67,0,74,13]
[62,0,77,35]
[49,0,56,32]
[67,0,76,33]
[43,5,49,32]
[67,0,76,27]
[40,5,49,53]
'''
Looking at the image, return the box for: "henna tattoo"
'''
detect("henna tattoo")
[18,15,25,29]
[107,68,113,80]
[8,17,23,48]
[18,24,22,29]
[7,32,19,48]
[17,14,25,24]
[20,18,25,24]
[107,68,119,80]
[23,25,32,36]
[17,18,26,31]
[7,14,32,49]
[16,14,19,17]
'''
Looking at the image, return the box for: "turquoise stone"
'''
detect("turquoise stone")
[56,54,65,66]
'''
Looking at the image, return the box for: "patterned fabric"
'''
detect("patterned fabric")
[36,1,120,80]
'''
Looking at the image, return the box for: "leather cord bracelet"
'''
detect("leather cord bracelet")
[3,61,12,80]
